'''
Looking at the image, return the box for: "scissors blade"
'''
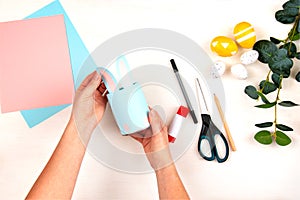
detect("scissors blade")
[195,78,210,115]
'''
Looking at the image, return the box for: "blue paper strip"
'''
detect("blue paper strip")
[20,0,90,127]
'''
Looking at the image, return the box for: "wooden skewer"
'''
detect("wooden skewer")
[213,94,237,151]
[102,89,108,97]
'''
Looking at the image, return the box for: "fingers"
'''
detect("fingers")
[149,109,164,135]
[87,72,102,95]
[78,71,102,96]
[97,80,107,96]
[78,71,97,90]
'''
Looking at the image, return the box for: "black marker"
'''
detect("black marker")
[170,59,198,124]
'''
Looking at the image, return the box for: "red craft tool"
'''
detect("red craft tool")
[168,106,189,143]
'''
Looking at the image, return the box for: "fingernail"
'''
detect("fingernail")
[149,109,156,119]
[93,72,100,80]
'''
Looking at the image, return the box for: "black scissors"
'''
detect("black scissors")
[195,78,229,163]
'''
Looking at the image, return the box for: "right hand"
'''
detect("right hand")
[131,108,173,170]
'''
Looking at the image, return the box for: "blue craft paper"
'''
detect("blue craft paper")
[20,0,90,127]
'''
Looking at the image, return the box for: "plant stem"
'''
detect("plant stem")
[287,14,300,55]
[273,75,283,137]
[284,13,300,44]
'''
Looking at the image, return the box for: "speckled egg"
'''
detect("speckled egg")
[231,64,248,79]
[233,22,256,48]
[210,36,238,57]
[211,61,226,78]
[240,50,259,65]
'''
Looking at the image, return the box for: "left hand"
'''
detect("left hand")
[131,108,173,170]
[71,71,108,140]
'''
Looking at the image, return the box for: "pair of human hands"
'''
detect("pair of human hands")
[71,71,173,170]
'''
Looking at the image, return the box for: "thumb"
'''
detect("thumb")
[149,109,164,134]
[84,72,101,96]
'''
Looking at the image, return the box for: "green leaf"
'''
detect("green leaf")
[259,80,277,94]
[283,1,300,8]
[255,102,276,108]
[290,0,300,6]
[292,33,300,41]
[270,37,281,44]
[275,131,291,146]
[253,40,278,63]
[271,73,281,88]
[279,101,299,107]
[289,31,300,41]
[244,85,259,99]
[280,42,297,58]
[256,91,270,104]
[255,122,273,128]
[276,124,293,131]
[255,130,273,145]
[275,10,296,24]
[268,49,293,78]
[283,1,300,16]
[280,42,297,55]
[285,7,299,16]
[296,71,300,82]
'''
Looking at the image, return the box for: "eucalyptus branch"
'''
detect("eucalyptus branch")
[244,0,300,146]
[273,75,283,137]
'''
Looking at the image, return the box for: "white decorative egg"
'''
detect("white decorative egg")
[231,64,248,79]
[240,50,259,65]
[211,61,226,78]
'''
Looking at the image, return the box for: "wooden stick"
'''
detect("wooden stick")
[213,94,237,151]
[102,89,108,97]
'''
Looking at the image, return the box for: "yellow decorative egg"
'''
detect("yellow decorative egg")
[210,36,238,57]
[233,22,256,48]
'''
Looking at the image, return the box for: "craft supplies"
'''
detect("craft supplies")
[168,106,189,143]
[19,1,90,128]
[195,78,229,163]
[0,15,74,113]
[213,94,236,151]
[170,59,198,124]
[99,56,150,135]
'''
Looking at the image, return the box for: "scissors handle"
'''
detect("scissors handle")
[198,114,229,163]
[198,134,215,161]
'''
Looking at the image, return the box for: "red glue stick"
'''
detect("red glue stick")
[168,106,189,143]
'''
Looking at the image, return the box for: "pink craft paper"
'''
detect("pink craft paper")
[0,15,74,113]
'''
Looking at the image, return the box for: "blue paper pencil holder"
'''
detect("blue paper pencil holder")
[98,56,150,135]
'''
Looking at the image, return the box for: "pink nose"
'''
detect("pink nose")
[123,123,130,132]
